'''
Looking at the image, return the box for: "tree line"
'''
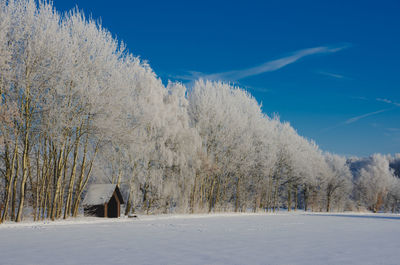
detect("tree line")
[0,0,399,223]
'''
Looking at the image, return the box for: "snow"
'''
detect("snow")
[1,212,399,265]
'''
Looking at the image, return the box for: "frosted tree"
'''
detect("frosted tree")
[355,154,396,212]
[0,0,71,221]
[323,153,352,211]
[246,116,278,212]
[387,154,400,212]
[2,0,400,223]
[188,80,269,212]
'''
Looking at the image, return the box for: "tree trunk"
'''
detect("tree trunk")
[125,175,135,216]
[267,176,273,212]
[16,128,30,222]
[33,148,41,221]
[57,159,69,219]
[71,136,88,217]
[50,143,66,221]
[303,185,309,212]
[208,176,217,212]
[72,140,98,217]
[234,176,241,212]
[287,183,292,212]
[1,140,18,223]
[190,172,199,213]
[11,163,18,221]
[326,191,332,212]
[272,179,279,212]
[38,142,50,220]
[214,177,221,211]
[64,132,80,219]
[16,83,32,223]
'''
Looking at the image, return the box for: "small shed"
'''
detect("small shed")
[82,184,124,218]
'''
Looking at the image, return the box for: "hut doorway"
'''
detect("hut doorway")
[107,194,119,218]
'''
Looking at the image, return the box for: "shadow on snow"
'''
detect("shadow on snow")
[308,213,400,220]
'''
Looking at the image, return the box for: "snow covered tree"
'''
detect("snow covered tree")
[355,154,396,212]
[1,0,399,223]
[323,153,352,211]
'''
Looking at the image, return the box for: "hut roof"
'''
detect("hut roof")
[82,184,124,206]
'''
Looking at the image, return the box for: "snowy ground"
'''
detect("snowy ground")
[1,212,399,265]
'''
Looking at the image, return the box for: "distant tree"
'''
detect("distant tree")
[355,154,396,212]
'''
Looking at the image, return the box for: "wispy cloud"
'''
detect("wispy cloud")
[207,45,349,81]
[376,98,400,107]
[177,44,350,82]
[317,71,350,79]
[321,96,400,133]
[320,108,394,133]
[345,108,392,124]
[350,96,368,101]
[350,96,400,106]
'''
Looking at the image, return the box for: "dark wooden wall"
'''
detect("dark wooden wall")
[84,190,121,218]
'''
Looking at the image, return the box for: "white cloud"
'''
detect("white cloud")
[345,108,391,124]
[320,108,393,133]
[376,98,400,107]
[207,45,349,81]
[317,71,348,79]
[179,44,350,82]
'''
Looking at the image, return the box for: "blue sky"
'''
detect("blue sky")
[54,0,400,157]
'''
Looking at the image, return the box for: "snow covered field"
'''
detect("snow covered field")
[1,213,399,265]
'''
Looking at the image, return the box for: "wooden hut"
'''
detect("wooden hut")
[82,184,124,218]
